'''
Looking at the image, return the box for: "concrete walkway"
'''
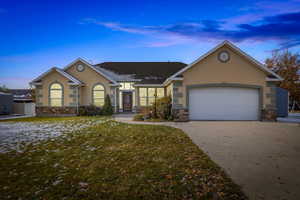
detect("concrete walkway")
[277,113,300,123]
[114,115,300,200]
[0,114,34,121]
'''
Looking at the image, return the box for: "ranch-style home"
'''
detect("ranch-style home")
[30,41,282,121]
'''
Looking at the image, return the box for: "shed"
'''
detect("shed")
[276,87,289,117]
[0,92,13,114]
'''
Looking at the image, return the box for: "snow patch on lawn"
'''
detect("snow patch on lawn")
[0,118,105,153]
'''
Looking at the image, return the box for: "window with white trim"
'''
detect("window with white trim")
[93,84,105,107]
[139,87,165,106]
[49,83,63,107]
[120,82,134,90]
[139,88,147,106]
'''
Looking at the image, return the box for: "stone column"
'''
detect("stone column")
[262,82,277,121]
[172,81,189,122]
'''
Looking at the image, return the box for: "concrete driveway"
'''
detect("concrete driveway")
[172,121,300,200]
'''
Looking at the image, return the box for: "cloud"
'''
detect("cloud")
[81,11,300,48]
[225,0,300,28]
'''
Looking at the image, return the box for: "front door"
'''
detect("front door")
[122,92,132,112]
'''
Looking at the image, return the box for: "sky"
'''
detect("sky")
[0,0,300,88]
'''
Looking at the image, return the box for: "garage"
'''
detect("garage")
[188,87,260,120]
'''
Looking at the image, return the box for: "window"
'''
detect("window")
[157,88,165,98]
[93,84,105,107]
[49,83,63,107]
[148,88,155,105]
[139,88,147,106]
[139,88,165,106]
[120,82,134,90]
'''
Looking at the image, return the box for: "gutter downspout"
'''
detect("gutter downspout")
[114,87,117,113]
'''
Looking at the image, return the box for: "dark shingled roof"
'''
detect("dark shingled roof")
[94,62,187,84]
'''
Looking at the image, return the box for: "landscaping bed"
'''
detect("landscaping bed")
[0,117,247,199]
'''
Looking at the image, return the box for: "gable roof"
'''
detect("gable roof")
[30,67,83,85]
[63,58,118,85]
[165,40,282,85]
[94,62,187,84]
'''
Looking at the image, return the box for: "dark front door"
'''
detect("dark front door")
[122,92,132,112]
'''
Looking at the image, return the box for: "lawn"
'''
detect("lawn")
[0,117,247,200]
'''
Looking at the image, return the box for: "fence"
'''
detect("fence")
[13,102,35,116]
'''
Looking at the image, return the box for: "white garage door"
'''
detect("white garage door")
[189,87,259,120]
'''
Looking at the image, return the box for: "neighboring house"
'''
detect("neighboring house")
[30,41,282,121]
[7,89,35,116]
[9,89,34,103]
[0,92,13,115]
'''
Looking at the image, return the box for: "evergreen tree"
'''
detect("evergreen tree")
[102,94,113,115]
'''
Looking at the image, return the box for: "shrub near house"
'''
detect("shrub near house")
[102,95,113,115]
[79,95,113,116]
[134,96,173,121]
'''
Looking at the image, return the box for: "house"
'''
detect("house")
[9,89,34,103]
[8,89,35,116]
[30,41,282,121]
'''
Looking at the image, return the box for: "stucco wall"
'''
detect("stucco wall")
[181,46,271,109]
[66,61,112,106]
[36,70,74,106]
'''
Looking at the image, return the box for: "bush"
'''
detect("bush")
[133,114,144,121]
[102,95,114,115]
[151,96,172,120]
[78,105,102,116]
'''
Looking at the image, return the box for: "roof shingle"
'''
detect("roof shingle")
[94,62,187,84]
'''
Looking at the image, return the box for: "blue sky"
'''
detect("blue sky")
[0,0,300,88]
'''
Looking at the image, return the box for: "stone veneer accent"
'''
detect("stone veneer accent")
[171,81,188,122]
[172,81,183,108]
[172,108,189,122]
[261,109,277,121]
[36,106,77,116]
[263,82,277,121]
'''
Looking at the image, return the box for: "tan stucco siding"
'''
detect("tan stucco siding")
[37,71,73,106]
[66,61,112,106]
[181,46,270,108]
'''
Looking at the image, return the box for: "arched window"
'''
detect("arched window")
[49,83,63,107]
[93,84,105,107]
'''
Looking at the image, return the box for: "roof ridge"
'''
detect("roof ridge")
[30,67,83,85]
[93,61,187,65]
[55,68,82,84]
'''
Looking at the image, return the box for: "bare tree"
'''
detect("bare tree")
[265,50,300,111]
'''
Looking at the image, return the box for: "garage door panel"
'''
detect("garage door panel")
[189,87,259,120]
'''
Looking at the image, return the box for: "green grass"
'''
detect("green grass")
[0,118,247,200]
